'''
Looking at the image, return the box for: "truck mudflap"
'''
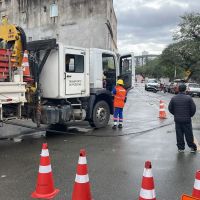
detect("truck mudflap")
[37,105,72,124]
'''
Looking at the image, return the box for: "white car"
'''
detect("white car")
[145,79,160,92]
[186,83,200,97]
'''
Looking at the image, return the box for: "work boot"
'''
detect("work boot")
[118,124,123,128]
[190,148,197,153]
[112,125,117,129]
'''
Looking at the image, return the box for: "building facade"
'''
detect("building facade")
[0,0,117,51]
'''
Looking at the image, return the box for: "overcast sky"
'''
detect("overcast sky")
[113,0,200,55]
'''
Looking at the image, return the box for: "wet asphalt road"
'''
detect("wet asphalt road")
[0,84,200,200]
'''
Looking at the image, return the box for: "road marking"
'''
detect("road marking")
[194,136,200,151]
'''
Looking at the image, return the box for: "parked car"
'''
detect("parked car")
[145,79,160,92]
[168,79,186,94]
[186,83,200,97]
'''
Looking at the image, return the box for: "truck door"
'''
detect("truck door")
[64,49,86,96]
[119,54,135,89]
[102,53,116,91]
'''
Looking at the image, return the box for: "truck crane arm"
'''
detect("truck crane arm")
[0,16,26,68]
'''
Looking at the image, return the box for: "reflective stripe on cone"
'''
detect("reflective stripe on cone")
[192,171,200,199]
[140,188,156,199]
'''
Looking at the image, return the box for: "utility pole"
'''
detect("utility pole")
[174,66,177,79]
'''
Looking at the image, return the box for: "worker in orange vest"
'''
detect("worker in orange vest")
[112,79,127,129]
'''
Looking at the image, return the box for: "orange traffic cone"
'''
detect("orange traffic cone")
[22,50,31,77]
[31,143,59,199]
[139,161,156,200]
[192,170,200,198]
[182,194,199,200]
[159,100,167,119]
[72,149,92,200]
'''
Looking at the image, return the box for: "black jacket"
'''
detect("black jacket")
[168,92,196,123]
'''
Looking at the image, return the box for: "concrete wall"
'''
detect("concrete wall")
[0,0,117,51]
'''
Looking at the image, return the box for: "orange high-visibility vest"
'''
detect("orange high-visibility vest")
[114,85,127,108]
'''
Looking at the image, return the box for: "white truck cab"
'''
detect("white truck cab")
[32,40,121,128]
[27,39,135,128]
[39,44,119,99]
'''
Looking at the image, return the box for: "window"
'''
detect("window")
[102,54,116,91]
[19,0,27,12]
[102,54,115,71]
[65,54,84,73]
[120,56,132,75]
[188,83,200,88]
[50,3,58,18]
[148,79,157,83]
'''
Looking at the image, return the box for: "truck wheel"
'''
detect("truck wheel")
[90,100,110,128]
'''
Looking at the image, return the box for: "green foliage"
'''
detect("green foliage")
[136,58,184,81]
[160,12,200,82]
[136,13,200,82]
[173,13,200,41]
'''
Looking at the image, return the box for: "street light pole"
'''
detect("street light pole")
[174,66,177,79]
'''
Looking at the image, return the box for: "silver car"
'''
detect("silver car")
[186,83,200,97]
[145,79,160,92]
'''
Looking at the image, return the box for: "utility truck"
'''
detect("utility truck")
[0,18,135,130]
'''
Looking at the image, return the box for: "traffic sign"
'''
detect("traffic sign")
[181,194,199,200]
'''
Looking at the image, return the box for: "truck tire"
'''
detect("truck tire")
[89,100,110,128]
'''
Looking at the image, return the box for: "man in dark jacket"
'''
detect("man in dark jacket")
[168,84,197,153]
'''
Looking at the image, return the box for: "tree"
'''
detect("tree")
[161,40,200,80]
[160,12,200,82]
[173,13,200,41]
[136,57,182,80]
[137,13,200,82]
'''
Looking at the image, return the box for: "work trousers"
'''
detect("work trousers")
[175,122,197,150]
[113,107,123,124]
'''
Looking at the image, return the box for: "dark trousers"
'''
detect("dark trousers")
[175,122,197,150]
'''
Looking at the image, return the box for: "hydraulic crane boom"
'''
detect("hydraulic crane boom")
[0,16,26,68]
[0,17,27,121]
